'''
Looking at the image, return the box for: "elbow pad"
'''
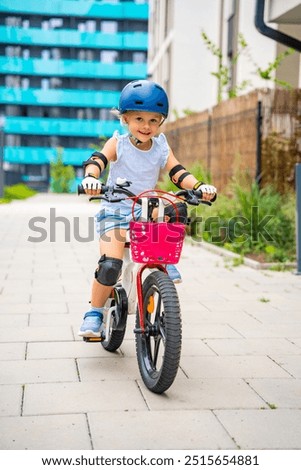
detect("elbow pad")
[83,152,108,175]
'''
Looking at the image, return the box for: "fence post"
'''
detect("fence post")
[255,100,262,187]
[296,163,301,275]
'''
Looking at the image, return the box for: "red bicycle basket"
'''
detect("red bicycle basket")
[130,221,186,265]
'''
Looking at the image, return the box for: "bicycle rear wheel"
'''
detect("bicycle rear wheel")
[135,271,182,394]
[102,285,128,352]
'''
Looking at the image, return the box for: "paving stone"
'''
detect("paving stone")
[30,302,68,314]
[231,323,301,339]
[182,323,243,339]
[78,356,173,382]
[180,356,290,379]
[0,314,29,328]
[0,385,23,416]
[29,313,78,327]
[27,341,116,359]
[23,381,148,415]
[0,326,73,343]
[271,355,301,378]
[205,338,301,356]
[248,378,301,408]
[215,409,301,449]
[0,358,78,384]
[0,303,32,314]
[0,414,92,449]
[0,343,26,361]
[140,378,266,410]
[88,410,237,450]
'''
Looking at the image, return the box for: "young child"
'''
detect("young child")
[78,80,216,338]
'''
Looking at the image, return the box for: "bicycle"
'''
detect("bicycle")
[78,179,211,394]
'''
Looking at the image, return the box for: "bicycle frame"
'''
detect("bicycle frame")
[104,196,167,337]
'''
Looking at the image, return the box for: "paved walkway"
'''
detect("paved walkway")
[0,193,300,450]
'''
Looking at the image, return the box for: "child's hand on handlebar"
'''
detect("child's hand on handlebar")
[81,175,102,195]
[199,184,217,202]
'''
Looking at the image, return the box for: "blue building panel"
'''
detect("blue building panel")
[5,146,94,166]
[5,116,123,137]
[0,87,120,108]
[0,0,148,20]
[0,56,147,80]
[0,27,148,50]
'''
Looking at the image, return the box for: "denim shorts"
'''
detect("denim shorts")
[95,205,142,237]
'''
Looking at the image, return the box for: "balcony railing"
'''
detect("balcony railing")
[0,0,148,20]
[0,26,148,50]
[5,116,123,137]
[5,146,94,166]
[0,86,119,107]
[0,56,147,79]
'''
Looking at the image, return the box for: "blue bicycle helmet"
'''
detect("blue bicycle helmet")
[118,80,169,118]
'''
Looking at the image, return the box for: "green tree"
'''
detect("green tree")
[50,147,75,193]
[201,31,294,103]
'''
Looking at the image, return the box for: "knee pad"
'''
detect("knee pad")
[164,202,188,224]
[94,255,123,286]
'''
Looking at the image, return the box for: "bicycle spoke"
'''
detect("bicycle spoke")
[153,335,162,368]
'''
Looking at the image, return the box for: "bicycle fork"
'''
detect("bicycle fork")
[134,263,166,335]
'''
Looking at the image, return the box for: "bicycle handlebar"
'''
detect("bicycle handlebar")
[77,181,212,206]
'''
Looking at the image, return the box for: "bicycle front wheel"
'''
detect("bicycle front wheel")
[135,271,182,394]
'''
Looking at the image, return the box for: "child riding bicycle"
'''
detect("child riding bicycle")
[78,80,217,338]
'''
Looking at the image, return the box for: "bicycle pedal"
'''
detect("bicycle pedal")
[83,334,105,343]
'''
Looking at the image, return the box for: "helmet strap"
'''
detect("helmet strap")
[129,134,143,146]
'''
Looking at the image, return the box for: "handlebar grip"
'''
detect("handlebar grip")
[77,184,86,195]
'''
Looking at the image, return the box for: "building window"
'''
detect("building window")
[22,19,30,28]
[23,49,30,59]
[86,50,94,61]
[42,49,50,60]
[100,50,118,63]
[6,16,21,27]
[42,20,50,30]
[41,79,49,90]
[49,18,63,29]
[77,109,85,120]
[86,20,96,33]
[86,108,93,120]
[50,107,60,118]
[5,46,21,57]
[50,78,62,88]
[78,22,86,32]
[99,108,111,120]
[133,52,146,63]
[101,21,118,34]
[51,48,61,60]
[5,76,20,88]
[21,78,30,89]
[78,49,86,61]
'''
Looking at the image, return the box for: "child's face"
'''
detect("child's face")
[123,111,163,143]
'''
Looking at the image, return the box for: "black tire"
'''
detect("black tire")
[102,286,128,352]
[135,271,182,394]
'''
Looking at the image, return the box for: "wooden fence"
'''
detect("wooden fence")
[162,89,301,193]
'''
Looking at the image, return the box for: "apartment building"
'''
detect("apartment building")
[148,0,301,120]
[0,0,148,190]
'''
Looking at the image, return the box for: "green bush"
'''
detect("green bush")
[50,147,75,193]
[0,183,37,204]
[158,163,296,263]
